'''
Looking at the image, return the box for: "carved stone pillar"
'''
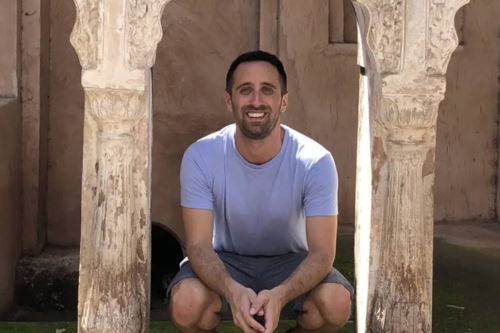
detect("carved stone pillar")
[69,1,170,332]
[352,1,469,332]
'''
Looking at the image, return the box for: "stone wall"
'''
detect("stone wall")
[45,0,500,246]
[0,99,22,314]
[0,0,22,315]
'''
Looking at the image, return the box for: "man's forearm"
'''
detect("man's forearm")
[187,245,238,300]
[273,251,334,306]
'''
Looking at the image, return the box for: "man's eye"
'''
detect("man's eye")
[262,87,273,94]
[240,87,252,94]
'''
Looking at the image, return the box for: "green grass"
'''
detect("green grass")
[432,239,500,333]
[2,235,499,333]
[0,321,354,333]
[335,235,500,333]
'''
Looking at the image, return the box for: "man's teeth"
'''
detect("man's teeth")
[248,112,265,118]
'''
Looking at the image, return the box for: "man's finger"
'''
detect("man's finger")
[250,294,267,316]
[237,313,256,333]
[244,312,266,332]
[264,310,278,333]
[264,319,276,333]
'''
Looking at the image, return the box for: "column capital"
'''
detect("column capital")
[70,0,171,88]
[353,0,470,76]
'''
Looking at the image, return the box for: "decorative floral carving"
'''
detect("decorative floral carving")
[70,0,102,70]
[127,0,172,69]
[85,89,147,123]
[70,0,170,71]
[426,0,470,75]
[381,94,442,129]
[356,0,405,74]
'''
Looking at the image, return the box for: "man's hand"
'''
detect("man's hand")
[227,283,266,333]
[249,289,283,333]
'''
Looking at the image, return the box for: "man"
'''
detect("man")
[167,50,354,333]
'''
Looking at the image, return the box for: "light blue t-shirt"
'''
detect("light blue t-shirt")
[180,124,338,257]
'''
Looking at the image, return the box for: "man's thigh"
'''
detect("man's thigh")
[166,252,257,320]
[257,252,355,319]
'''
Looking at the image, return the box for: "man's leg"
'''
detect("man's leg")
[259,252,354,333]
[169,277,222,333]
[167,252,256,333]
[294,282,352,333]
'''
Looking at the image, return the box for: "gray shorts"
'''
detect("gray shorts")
[166,251,354,320]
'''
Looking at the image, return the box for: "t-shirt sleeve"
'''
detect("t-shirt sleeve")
[180,145,214,210]
[303,153,339,217]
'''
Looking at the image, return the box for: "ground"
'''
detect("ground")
[1,221,500,332]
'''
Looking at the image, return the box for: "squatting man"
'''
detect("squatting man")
[167,50,354,333]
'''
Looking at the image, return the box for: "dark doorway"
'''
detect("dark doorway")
[150,223,184,312]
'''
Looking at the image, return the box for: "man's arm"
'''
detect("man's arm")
[273,215,337,305]
[179,145,238,300]
[183,207,238,301]
[180,146,266,332]
[273,153,339,306]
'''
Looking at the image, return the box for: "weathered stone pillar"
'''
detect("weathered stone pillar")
[352,1,469,332]
[69,1,170,332]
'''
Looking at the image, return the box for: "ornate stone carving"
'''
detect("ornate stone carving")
[379,94,442,146]
[70,0,102,70]
[71,0,171,71]
[86,89,147,122]
[381,95,441,129]
[354,0,405,74]
[127,0,172,69]
[426,0,470,75]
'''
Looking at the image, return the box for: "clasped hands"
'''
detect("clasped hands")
[227,283,284,333]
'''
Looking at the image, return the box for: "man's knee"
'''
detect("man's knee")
[313,283,352,326]
[169,278,221,329]
[300,283,351,329]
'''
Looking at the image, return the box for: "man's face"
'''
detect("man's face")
[225,61,288,140]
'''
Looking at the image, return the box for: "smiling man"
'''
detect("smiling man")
[167,50,354,333]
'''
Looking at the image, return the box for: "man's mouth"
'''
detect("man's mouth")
[246,112,266,119]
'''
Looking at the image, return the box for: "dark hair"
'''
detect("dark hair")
[225,50,287,96]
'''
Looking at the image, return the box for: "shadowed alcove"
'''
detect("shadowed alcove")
[150,223,184,311]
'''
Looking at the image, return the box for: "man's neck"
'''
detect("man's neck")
[234,125,285,165]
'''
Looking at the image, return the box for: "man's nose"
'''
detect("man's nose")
[250,90,264,105]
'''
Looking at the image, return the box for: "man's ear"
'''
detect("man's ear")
[280,92,289,113]
[224,90,233,113]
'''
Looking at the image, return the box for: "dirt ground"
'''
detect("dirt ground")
[3,221,500,332]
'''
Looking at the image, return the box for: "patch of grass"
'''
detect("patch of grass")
[432,238,500,333]
[3,234,499,333]
[0,321,354,333]
[334,235,500,333]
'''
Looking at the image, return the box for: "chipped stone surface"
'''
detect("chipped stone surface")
[69,1,171,332]
[352,0,470,331]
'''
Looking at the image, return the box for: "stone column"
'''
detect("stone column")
[352,1,469,332]
[69,1,170,332]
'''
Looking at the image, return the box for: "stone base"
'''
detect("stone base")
[10,241,182,322]
[14,246,79,319]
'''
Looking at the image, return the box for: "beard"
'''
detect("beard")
[233,101,281,140]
